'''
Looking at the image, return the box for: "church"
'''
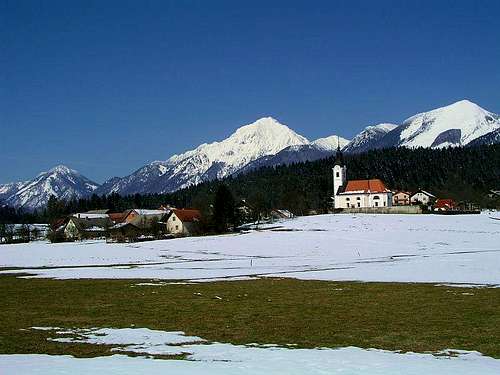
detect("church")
[332,148,392,209]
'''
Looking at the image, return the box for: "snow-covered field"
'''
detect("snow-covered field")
[1,213,499,285]
[1,327,499,375]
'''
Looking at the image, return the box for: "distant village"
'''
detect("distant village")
[0,147,497,245]
[330,147,482,214]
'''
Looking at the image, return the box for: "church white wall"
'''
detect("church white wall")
[335,192,392,209]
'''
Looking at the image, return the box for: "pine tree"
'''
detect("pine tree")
[213,184,236,233]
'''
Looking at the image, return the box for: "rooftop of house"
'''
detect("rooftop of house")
[171,208,201,222]
[132,209,168,216]
[411,190,436,198]
[435,199,456,208]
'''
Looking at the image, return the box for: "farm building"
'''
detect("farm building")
[393,191,411,206]
[434,199,456,211]
[64,216,112,240]
[123,209,169,229]
[164,209,201,236]
[410,190,436,205]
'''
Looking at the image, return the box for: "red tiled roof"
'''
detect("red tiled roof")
[342,179,389,194]
[172,209,201,222]
[109,212,127,223]
[435,199,456,209]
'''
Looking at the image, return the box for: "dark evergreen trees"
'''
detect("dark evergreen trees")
[1,144,499,224]
[213,184,236,232]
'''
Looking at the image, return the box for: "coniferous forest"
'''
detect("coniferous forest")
[1,144,499,224]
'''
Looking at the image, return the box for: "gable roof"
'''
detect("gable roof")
[340,179,390,194]
[411,189,436,198]
[109,212,127,223]
[171,209,201,223]
[67,216,111,231]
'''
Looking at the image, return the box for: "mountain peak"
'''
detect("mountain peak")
[47,165,76,174]
[399,100,499,148]
[1,166,99,210]
[233,117,306,140]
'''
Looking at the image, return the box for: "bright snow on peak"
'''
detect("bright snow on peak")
[342,123,398,153]
[399,99,500,148]
[166,117,309,183]
[312,135,350,151]
[47,165,77,175]
[1,165,98,210]
[367,123,398,132]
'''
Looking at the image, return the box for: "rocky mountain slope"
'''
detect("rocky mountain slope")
[96,117,310,195]
[0,166,99,210]
[343,123,398,153]
[239,136,349,174]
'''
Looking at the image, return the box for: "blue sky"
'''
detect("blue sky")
[2,0,500,184]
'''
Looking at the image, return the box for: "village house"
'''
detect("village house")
[332,148,392,209]
[410,190,436,205]
[107,222,142,242]
[164,208,201,236]
[433,198,456,212]
[64,215,113,240]
[392,191,411,206]
[123,209,169,229]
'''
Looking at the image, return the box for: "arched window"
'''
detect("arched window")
[346,197,350,201]
[373,196,380,200]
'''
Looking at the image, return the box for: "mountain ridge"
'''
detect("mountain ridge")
[2,99,499,210]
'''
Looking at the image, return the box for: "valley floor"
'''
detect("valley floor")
[1,213,499,374]
[1,213,499,284]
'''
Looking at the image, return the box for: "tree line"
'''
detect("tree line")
[1,144,499,225]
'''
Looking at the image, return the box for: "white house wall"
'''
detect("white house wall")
[166,213,187,235]
[411,193,431,205]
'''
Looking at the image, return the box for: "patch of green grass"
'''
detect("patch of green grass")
[0,275,499,358]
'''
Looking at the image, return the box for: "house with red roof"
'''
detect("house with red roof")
[332,148,392,209]
[164,208,202,236]
[433,198,456,211]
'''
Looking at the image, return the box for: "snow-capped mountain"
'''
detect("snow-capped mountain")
[0,181,27,202]
[238,135,349,174]
[343,123,398,153]
[1,165,99,210]
[96,117,310,195]
[312,136,349,151]
[376,100,500,149]
[3,100,499,209]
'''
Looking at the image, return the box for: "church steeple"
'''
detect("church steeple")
[333,141,344,167]
[332,138,347,205]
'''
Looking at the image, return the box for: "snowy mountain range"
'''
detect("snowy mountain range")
[0,166,99,211]
[1,99,499,210]
[94,117,310,196]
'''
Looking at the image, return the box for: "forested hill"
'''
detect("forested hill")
[1,144,499,223]
[168,144,500,214]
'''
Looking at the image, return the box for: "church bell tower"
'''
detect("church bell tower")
[332,145,346,205]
